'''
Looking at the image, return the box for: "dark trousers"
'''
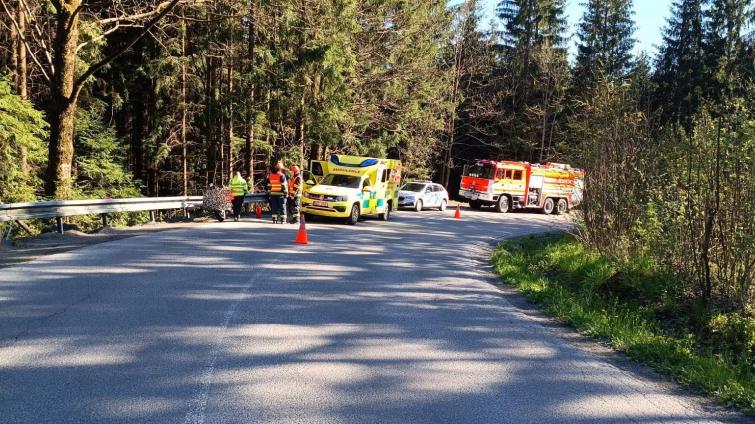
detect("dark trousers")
[269,195,286,218]
[231,196,245,218]
[287,196,301,221]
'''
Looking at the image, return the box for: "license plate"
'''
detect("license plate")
[313,201,329,207]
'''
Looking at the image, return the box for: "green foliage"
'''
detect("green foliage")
[0,76,47,203]
[70,101,147,230]
[74,101,141,198]
[709,313,755,361]
[573,0,636,89]
[492,233,755,413]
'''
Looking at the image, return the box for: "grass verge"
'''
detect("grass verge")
[491,232,755,414]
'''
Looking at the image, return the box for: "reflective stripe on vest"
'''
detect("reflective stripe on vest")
[289,175,302,196]
[268,173,283,193]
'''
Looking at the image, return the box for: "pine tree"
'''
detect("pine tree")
[0,76,47,203]
[704,0,753,105]
[496,0,569,161]
[497,0,567,49]
[654,0,706,128]
[574,0,636,90]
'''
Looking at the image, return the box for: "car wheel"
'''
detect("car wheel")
[379,202,391,221]
[346,204,360,225]
[469,200,482,210]
[495,195,510,213]
[439,199,447,211]
[555,198,568,215]
[414,199,423,212]
[543,198,555,214]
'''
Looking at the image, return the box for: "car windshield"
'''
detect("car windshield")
[464,164,495,179]
[319,174,361,189]
[401,183,427,192]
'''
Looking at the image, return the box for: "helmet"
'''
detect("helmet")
[290,165,300,174]
[274,162,283,171]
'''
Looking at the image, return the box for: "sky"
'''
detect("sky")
[479,0,675,57]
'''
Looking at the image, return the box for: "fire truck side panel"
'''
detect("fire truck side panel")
[459,160,584,211]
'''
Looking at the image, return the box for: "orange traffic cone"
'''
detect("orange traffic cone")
[255,203,262,219]
[454,204,462,219]
[294,213,309,244]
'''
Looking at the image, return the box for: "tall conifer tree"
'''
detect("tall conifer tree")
[654,0,706,128]
[574,0,636,90]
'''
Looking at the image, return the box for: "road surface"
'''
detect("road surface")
[0,209,744,423]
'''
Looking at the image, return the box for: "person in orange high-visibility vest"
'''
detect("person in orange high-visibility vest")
[287,165,303,224]
[266,162,288,224]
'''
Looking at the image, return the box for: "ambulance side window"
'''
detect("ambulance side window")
[495,169,504,180]
[514,170,523,180]
[505,170,513,179]
[312,162,324,176]
[381,170,389,183]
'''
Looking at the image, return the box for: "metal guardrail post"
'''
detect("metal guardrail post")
[3,221,13,243]
[102,214,110,227]
[55,217,64,235]
[149,210,156,223]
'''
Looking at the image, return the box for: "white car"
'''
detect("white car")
[398,181,449,212]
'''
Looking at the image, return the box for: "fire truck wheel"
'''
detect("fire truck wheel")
[495,195,510,213]
[555,198,568,215]
[469,200,482,210]
[347,204,360,225]
[414,199,423,212]
[543,198,555,214]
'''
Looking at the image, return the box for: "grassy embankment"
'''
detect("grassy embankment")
[492,233,755,414]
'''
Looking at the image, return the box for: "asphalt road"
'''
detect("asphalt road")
[0,209,745,423]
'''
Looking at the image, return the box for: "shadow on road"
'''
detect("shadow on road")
[0,211,739,423]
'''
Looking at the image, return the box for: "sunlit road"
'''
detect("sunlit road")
[0,209,742,423]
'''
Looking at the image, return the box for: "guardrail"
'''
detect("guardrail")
[0,193,269,238]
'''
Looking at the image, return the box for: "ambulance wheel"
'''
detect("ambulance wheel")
[495,195,510,213]
[346,204,360,225]
[555,198,568,215]
[379,203,391,221]
[543,198,555,214]
[439,199,447,211]
[414,199,423,212]
[469,200,482,210]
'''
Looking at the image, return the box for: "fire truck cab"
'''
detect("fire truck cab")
[459,160,584,214]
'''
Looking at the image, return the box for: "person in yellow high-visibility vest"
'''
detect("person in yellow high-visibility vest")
[228,171,249,222]
[266,162,288,224]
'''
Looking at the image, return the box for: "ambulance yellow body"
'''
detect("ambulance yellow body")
[302,155,402,224]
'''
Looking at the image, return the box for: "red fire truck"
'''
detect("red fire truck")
[458,160,584,214]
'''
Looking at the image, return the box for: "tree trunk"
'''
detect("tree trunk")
[244,0,257,183]
[16,4,26,99]
[45,1,81,198]
[227,61,234,175]
[16,2,29,174]
[181,11,188,195]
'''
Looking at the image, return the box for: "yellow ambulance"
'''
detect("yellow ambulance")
[302,154,402,224]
